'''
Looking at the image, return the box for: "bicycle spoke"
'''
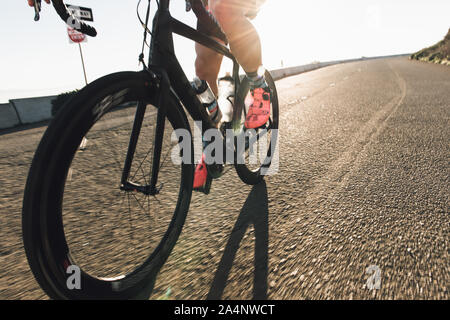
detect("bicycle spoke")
[130,116,163,183]
[126,193,135,241]
[159,147,172,172]
[143,139,175,181]
[131,193,148,216]
[139,165,148,185]
[130,144,154,181]
[146,194,151,215]
[151,194,163,206]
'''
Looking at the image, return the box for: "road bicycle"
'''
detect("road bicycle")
[23,0,278,299]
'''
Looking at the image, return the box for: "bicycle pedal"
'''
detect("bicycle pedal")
[193,174,213,195]
[206,163,225,179]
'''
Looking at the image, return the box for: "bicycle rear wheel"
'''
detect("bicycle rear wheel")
[22,71,194,299]
[232,71,279,185]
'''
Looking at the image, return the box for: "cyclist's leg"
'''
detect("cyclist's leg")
[195,0,224,96]
[194,43,223,193]
[193,46,218,193]
[194,2,223,192]
[209,0,262,74]
[195,42,223,96]
[210,0,271,130]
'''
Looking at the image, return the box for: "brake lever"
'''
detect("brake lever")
[34,0,42,21]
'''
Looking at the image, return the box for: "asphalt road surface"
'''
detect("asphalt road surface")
[0,57,448,300]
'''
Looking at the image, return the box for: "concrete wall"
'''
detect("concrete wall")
[9,96,56,125]
[0,103,20,130]
[271,54,409,81]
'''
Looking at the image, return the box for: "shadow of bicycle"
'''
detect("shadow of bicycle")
[207,181,269,300]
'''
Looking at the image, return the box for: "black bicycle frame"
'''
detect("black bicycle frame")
[150,0,240,128]
[121,0,240,193]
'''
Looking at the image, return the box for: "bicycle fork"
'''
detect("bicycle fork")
[120,69,170,196]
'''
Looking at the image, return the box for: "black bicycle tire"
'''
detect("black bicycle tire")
[233,71,279,185]
[22,71,194,299]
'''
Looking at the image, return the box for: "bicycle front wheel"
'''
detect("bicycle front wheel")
[22,71,194,299]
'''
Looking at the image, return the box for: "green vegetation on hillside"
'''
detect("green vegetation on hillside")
[411,28,450,65]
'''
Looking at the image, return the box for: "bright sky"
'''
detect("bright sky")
[0,0,449,103]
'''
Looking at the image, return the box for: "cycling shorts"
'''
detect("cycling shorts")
[201,0,266,20]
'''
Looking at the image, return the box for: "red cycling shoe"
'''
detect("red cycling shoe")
[244,86,271,129]
[193,154,212,194]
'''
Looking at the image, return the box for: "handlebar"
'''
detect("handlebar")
[34,0,226,41]
[33,0,41,21]
[52,0,97,37]
[33,0,97,37]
